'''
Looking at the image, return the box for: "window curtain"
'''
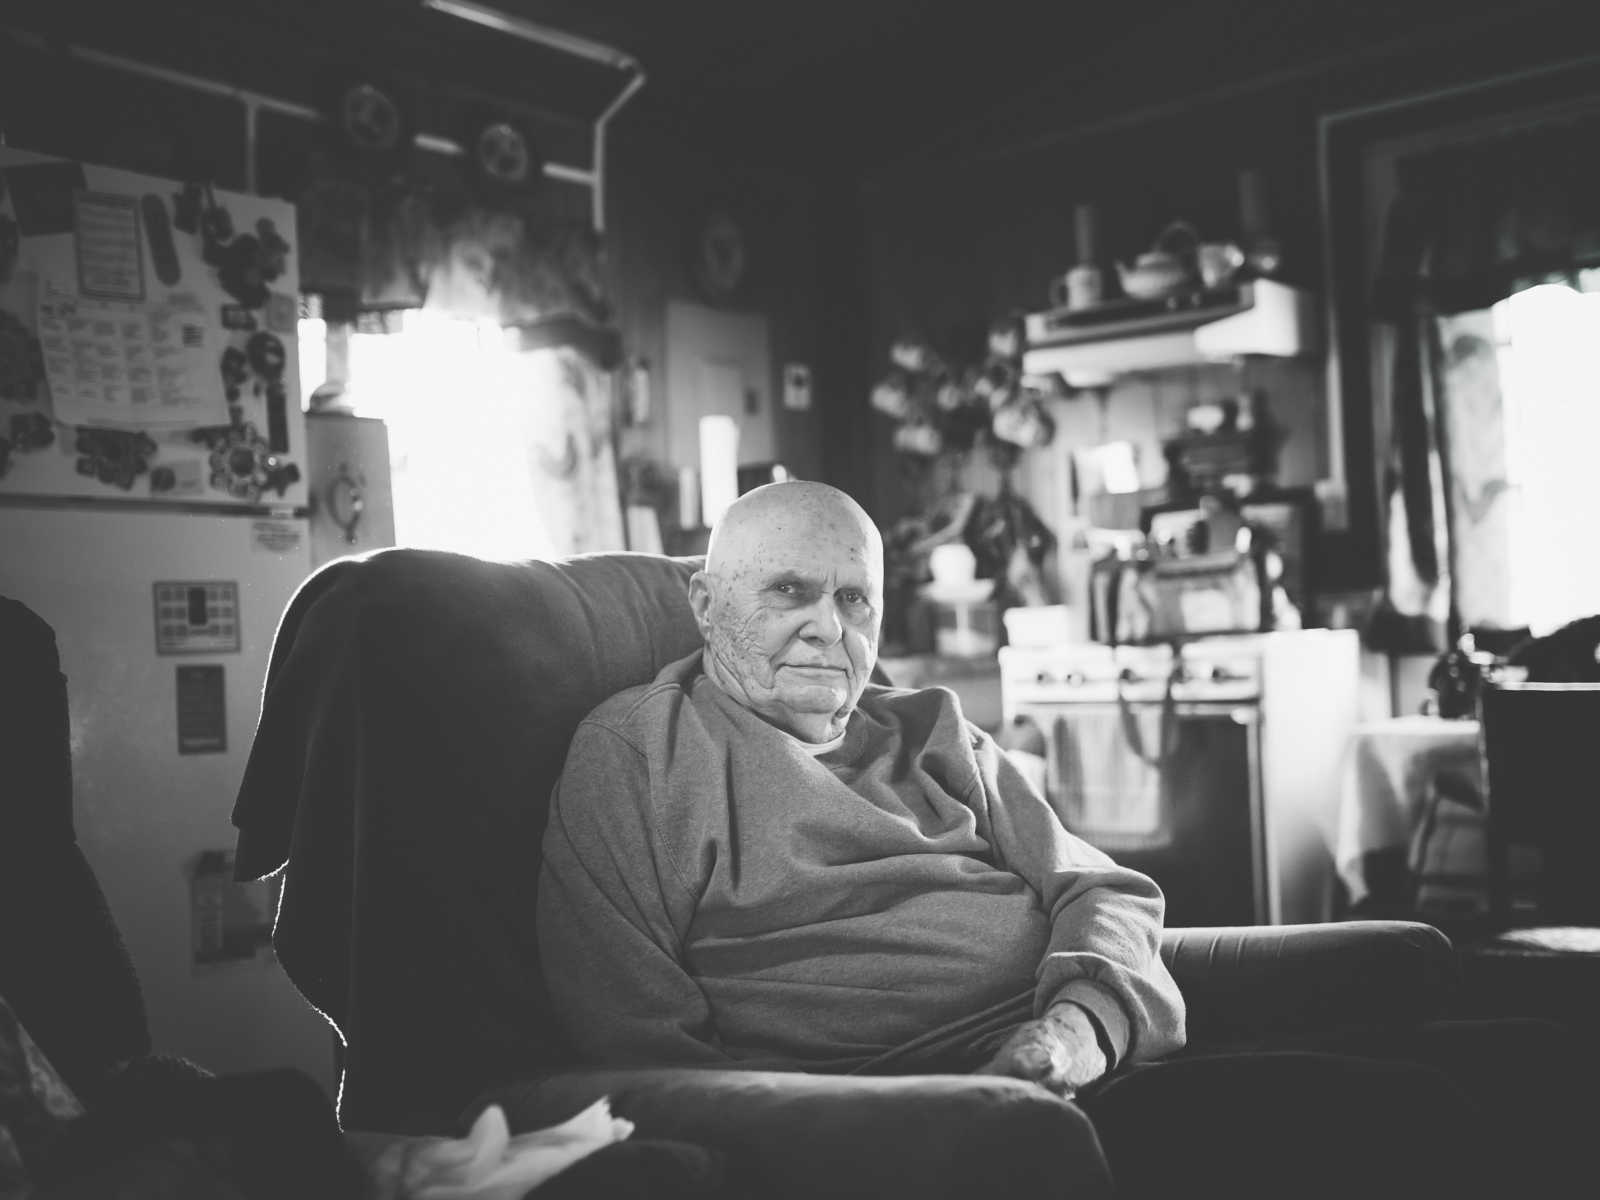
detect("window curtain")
[341,317,625,560]
[297,170,623,371]
[1367,111,1600,651]
[503,342,627,557]
[291,151,627,558]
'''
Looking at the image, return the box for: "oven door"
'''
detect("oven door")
[1018,700,1265,927]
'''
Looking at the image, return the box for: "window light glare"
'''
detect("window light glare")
[296,317,327,409]
[1495,283,1600,636]
[305,313,569,562]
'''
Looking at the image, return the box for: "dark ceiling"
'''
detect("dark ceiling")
[487,0,1193,158]
[3,0,1551,170]
[366,0,1522,165]
[3,0,1191,164]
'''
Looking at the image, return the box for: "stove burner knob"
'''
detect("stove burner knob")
[1034,669,1054,685]
[1063,670,1085,686]
[1210,665,1232,682]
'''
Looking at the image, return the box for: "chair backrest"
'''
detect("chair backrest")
[1478,681,1600,926]
[231,549,706,1132]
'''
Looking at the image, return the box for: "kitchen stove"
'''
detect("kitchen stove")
[1000,630,1361,926]
[1001,637,1265,706]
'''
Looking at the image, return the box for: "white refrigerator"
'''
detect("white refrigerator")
[0,148,334,1091]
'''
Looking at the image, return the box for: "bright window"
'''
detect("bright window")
[1493,283,1600,635]
[299,311,569,562]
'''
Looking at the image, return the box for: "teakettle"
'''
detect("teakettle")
[1116,221,1199,300]
[1115,252,1190,300]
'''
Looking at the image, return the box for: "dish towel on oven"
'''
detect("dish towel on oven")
[1048,709,1170,851]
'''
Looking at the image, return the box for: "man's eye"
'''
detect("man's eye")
[840,589,867,606]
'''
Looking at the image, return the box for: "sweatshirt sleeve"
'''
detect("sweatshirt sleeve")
[536,719,732,1066]
[968,725,1187,1068]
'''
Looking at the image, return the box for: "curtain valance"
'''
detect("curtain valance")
[1373,112,1600,317]
[290,147,620,369]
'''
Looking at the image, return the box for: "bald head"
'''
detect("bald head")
[690,481,883,743]
[705,481,883,579]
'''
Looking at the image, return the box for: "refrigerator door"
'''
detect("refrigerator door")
[0,146,307,509]
[0,505,332,1092]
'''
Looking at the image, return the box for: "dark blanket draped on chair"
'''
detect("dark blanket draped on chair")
[1367,110,1600,650]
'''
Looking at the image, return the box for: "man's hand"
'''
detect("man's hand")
[974,1002,1109,1098]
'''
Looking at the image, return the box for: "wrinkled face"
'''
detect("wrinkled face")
[691,507,883,743]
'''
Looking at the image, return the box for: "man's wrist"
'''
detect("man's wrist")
[1049,1000,1117,1074]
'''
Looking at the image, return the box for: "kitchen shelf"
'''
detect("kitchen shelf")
[1022,278,1321,386]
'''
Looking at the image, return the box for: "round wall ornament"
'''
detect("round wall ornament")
[339,83,406,155]
[325,77,415,180]
[475,120,537,188]
[460,107,545,207]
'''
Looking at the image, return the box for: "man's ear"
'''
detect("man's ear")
[687,571,713,637]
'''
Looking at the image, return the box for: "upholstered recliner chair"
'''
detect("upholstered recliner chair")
[232,549,1458,1199]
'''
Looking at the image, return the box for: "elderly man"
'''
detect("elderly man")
[538,480,1182,1094]
[538,480,1570,1199]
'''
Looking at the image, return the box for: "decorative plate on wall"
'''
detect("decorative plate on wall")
[327,78,414,181]
[464,109,545,208]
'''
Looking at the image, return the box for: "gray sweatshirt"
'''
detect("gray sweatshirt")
[537,651,1186,1073]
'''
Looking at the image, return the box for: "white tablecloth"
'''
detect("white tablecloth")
[1334,716,1485,911]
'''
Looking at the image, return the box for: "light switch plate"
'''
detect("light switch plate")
[783,362,812,411]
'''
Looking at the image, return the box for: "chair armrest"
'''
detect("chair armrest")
[471,1067,1111,1200]
[1161,921,1458,1049]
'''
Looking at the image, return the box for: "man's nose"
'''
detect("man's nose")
[799,596,844,645]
